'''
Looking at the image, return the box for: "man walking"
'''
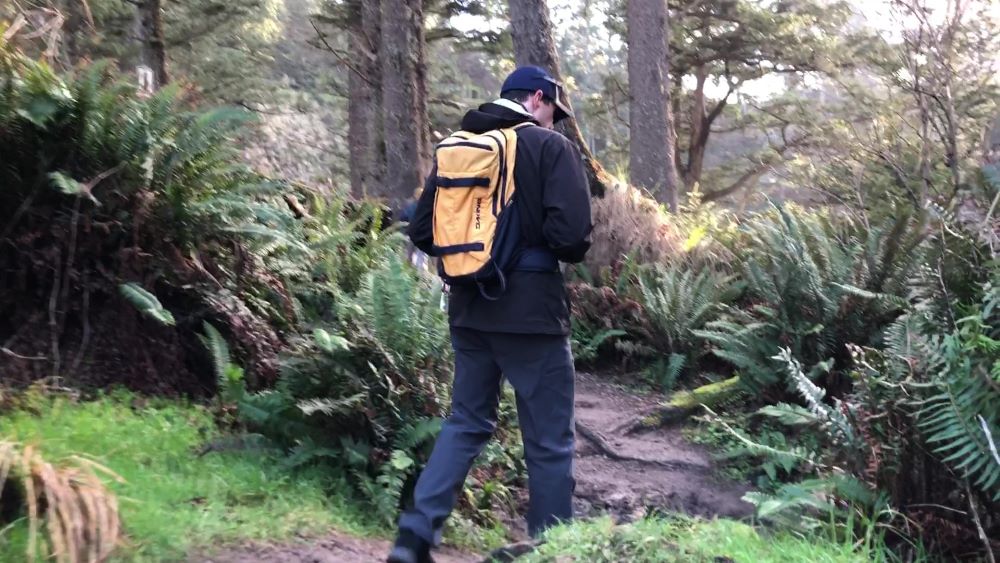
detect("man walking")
[389,66,592,563]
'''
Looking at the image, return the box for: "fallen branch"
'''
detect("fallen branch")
[610,376,745,436]
[610,405,690,436]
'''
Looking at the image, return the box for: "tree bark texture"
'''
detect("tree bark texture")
[626,0,680,211]
[380,0,430,209]
[133,0,169,91]
[348,0,385,198]
[507,0,610,197]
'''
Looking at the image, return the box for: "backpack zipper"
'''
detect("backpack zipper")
[441,140,495,151]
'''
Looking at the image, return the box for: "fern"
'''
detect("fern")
[918,283,1000,498]
[698,205,919,392]
[758,403,819,427]
[350,419,444,527]
[774,348,860,451]
[632,261,738,382]
[119,283,175,326]
[573,328,626,364]
[199,322,230,382]
[644,353,686,392]
[706,407,820,471]
[312,328,351,354]
[637,263,738,352]
[353,253,450,369]
[298,394,366,417]
[694,313,781,390]
[743,476,878,531]
[198,321,246,406]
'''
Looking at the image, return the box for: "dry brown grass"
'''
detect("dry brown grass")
[586,181,685,276]
[0,440,122,562]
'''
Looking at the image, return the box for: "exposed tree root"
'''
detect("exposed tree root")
[574,421,704,472]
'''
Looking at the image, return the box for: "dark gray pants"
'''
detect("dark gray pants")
[398,327,576,543]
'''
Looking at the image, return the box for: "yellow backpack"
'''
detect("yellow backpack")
[432,123,554,296]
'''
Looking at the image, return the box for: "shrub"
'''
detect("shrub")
[228,252,454,522]
[0,45,295,392]
[632,263,741,386]
[723,199,999,558]
[694,205,922,394]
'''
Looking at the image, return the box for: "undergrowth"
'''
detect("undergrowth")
[0,391,376,561]
[521,515,877,562]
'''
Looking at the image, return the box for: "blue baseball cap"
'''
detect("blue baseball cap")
[500,65,574,123]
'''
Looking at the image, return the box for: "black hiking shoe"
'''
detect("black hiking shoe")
[386,529,434,563]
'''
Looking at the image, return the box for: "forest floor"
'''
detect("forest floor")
[197,373,753,562]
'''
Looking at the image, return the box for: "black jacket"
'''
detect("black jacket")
[407,102,592,335]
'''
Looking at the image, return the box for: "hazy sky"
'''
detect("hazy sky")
[452,0,999,100]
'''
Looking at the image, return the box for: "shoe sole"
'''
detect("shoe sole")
[387,546,416,563]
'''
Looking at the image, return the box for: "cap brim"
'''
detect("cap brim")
[542,76,573,123]
[553,99,573,123]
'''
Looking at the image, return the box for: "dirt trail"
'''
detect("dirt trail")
[198,530,474,563]
[571,372,752,522]
[196,373,751,562]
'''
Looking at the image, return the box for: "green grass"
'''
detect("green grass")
[0,392,379,562]
[521,516,867,563]
[0,392,884,563]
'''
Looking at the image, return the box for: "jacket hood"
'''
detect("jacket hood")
[460,102,537,134]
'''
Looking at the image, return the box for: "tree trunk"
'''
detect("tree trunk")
[507,0,610,197]
[414,3,431,161]
[626,0,679,211]
[683,65,709,192]
[348,0,385,198]
[60,0,89,66]
[380,0,429,210]
[133,0,168,92]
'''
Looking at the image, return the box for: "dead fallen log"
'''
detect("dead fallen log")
[610,376,744,436]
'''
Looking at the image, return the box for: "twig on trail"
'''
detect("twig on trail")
[479,540,540,563]
[574,421,704,472]
[575,421,634,461]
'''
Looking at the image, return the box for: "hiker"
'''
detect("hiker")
[388,66,592,563]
